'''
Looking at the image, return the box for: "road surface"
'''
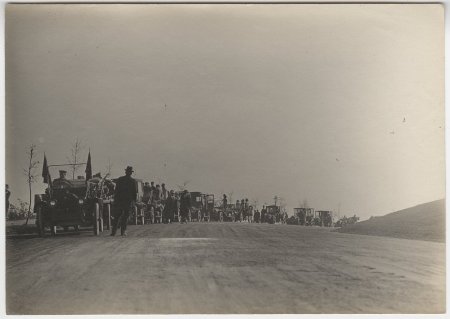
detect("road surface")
[6,222,445,314]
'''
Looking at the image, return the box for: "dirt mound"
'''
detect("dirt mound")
[337,199,445,242]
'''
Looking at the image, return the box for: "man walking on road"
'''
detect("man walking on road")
[111,166,137,237]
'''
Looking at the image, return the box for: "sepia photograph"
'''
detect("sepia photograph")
[4,3,445,315]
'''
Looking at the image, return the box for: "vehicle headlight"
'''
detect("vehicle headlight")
[78,199,84,205]
[50,200,56,206]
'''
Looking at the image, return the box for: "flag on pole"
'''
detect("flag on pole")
[85,150,92,180]
[42,153,52,185]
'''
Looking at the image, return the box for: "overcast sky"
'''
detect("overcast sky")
[5,4,444,219]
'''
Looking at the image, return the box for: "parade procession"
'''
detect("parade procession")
[33,152,334,237]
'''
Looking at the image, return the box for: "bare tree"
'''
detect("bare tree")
[273,195,279,206]
[67,137,85,179]
[176,180,190,191]
[227,191,234,204]
[251,198,259,210]
[23,144,39,225]
[104,157,113,177]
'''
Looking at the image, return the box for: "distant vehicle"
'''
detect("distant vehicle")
[86,175,115,230]
[190,192,203,222]
[293,207,315,226]
[221,204,236,222]
[35,156,108,236]
[316,210,333,227]
[264,205,280,224]
[201,194,215,222]
[293,208,333,227]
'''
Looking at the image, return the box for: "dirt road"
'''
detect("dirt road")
[6,222,445,314]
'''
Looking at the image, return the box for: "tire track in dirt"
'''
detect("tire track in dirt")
[6,223,445,314]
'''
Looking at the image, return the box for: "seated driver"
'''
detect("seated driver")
[53,170,72,189]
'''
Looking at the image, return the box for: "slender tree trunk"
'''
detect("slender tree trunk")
[23,144,39,225]
[25,154,32,225]
[25,182,31,225]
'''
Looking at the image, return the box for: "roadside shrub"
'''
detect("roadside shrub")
[7,199,29,220]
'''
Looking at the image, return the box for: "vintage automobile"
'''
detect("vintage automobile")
[293,207,315,226]
[34,158,106,236]
[202,194,214,222]
[189,192,203,222]
[264,205,280,224]
[189,193,214,222]
[218,203,237,222]
[316,210,333,227]
[86,175,115,231]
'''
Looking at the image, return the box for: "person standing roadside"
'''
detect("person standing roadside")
[149,181,156,203]
[180,190,191,224]
[5,184,10,220]
[222,194,228,210]
[111,166,137,237]
[244,198,250,222]
[153,185,161,202]
[163,190,177,223]
[220,194,227,222]
[261,205,266,223]
[161,183,168,201]
[143,182,152,204]
[254,209,260,223]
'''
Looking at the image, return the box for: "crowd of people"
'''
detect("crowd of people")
[109,165,289,236]
[111,166,195,236]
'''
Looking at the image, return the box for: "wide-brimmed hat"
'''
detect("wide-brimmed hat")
[125,166,134,172]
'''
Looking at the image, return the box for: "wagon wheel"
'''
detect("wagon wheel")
[105,203,111,230]
[93,202,100,236]
[36,205,45,237]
